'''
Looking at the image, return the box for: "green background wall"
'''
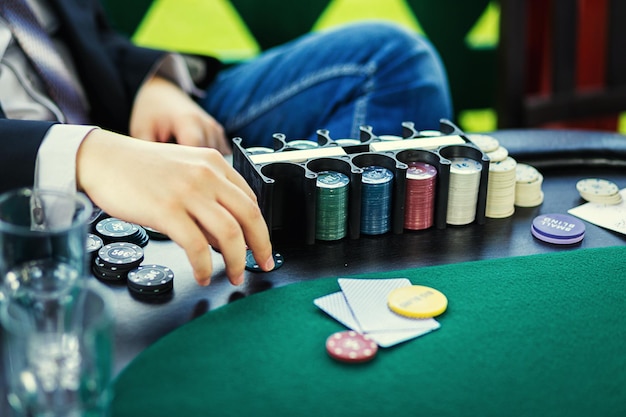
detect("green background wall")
[100,0,500,132]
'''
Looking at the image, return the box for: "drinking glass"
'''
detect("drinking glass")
[1,281,114,416]
[0,187,113,416]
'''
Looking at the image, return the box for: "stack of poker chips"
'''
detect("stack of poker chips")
[404,162,437,230]
[91,217,148,282]
[315,171,350,241]
[467,134,508,162]
[468,134,545,213]
[127,264,175,296]
[515,163,544,207]
[576,178,623,205]
[360,166,394,235]
[446,157,483,225]
[87,215,176,297]
[92,242,144,282]
[485,156,517,218]
[95,217,150,247]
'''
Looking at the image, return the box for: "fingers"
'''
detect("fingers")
[161,204,257,287]
[184,167,273,282]
[218,189,273,271]
[129,75,232,153]
[154,147,270,283]
[174,115,232,154]
[161,214,215,286]
[197,205,248,285]
[78,133,272,286]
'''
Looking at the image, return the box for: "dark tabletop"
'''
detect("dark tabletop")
[107,128,626,375]
[2,129,626,416]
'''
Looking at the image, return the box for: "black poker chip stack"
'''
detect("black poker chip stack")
[92,242,144,283]
[127,264,175,296]
[94,217,150,247]
[89,215,176,300]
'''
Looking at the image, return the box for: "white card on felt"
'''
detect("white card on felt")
[338,278,438,333]
[314,290,440,348]
[314,291,361,332]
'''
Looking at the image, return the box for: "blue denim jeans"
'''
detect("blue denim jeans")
[200,22,453,147]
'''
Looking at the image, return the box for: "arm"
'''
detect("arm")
[0,119,273,285]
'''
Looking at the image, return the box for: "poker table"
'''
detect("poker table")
[3,129,626,416]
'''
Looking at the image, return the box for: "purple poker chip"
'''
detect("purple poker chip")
[531,213,585,244]
[531,225,584,245]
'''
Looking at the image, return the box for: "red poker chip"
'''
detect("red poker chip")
[325,331,378,363]
[404,162,437,230]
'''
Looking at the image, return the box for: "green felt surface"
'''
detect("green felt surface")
[112,246,626,417]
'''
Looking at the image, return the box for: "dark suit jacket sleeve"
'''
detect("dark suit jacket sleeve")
[0,118,56,193]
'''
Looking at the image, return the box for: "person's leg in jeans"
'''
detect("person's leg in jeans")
[200,22,453,147]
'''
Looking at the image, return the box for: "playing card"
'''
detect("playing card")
[314,280,441,348]
[339,278,436,332]
[314,291,361,332]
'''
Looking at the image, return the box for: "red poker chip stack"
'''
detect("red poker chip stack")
[404,162,437,230]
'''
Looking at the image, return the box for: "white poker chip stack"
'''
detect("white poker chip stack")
[486,146,509,162]
[467,134,499,154]
[576,178,623,204]
[486,156,517,218]
[515,163,544,207]
[468,134,546,212]
[468,133,510,163]
[446,157,483,225]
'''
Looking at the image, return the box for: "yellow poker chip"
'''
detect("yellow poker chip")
[387,285,448,319]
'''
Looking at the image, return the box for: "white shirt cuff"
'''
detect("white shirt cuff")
[35,124,99,195]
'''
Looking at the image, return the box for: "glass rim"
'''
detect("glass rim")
[0,187,93,235]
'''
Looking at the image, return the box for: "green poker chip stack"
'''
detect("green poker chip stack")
[315,171,349,241]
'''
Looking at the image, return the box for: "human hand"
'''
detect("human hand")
[130,76,232,154]
[75,129,274,286]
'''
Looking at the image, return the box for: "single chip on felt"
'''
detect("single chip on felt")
[387,285,448,319]
[325,331,378,363]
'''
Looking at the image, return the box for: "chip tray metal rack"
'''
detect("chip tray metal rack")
[232,119,490,244]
